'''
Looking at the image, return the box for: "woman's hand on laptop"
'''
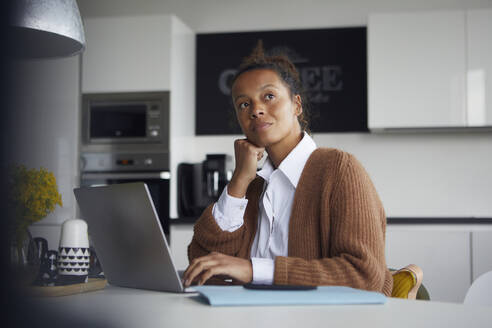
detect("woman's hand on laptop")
[182,252,252,287]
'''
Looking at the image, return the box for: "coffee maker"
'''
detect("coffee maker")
[177,154,233,217]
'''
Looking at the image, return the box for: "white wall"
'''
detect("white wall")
[183,132,492,218]
[169,16,196,219]
[79,0,492,219]
[8,56,81,248]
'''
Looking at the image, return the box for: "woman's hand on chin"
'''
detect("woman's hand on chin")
[182,252,253,287]
[228,138,265,198]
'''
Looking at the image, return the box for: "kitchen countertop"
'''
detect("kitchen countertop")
[25,284,492,328]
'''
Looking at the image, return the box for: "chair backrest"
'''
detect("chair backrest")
[464,270,492,306]
[391,264,429,300]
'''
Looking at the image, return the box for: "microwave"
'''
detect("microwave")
[81,92,169,148]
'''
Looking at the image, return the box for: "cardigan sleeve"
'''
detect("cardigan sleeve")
[187,203,247,261]
[187,177,264,263]
[273,153,392,296]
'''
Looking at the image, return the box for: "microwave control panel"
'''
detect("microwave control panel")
[147,101,162,140]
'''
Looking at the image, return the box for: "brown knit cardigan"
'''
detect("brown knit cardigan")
[188,148,393,296]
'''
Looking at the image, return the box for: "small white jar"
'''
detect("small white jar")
[57,219,90,284]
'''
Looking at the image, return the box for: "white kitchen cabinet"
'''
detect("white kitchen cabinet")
[82,15,174,93]
[81,14,196,221]
[170,224,195,270]
[472,231,492,281]
[385,228,471,303]
[368,11,466,129]
[467,9,492,127]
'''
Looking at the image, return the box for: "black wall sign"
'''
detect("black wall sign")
[196,27,367,135]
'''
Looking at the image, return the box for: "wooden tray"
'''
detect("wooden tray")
[27,278,107,297]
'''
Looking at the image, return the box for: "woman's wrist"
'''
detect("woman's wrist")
[228,175,251,198]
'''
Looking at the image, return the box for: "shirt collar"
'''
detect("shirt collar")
[257,132,317,188]
[256,156,274,182]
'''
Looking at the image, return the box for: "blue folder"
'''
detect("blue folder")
[193,285,387,306]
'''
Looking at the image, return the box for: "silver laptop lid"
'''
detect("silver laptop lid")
[74,182,184,293]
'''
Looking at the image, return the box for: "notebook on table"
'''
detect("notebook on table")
[193,285,387,306]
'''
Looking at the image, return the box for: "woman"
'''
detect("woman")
[183,42,393,296]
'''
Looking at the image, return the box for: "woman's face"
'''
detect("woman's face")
[231,69,302,148]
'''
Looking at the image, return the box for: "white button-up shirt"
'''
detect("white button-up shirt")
[212,132,317,284]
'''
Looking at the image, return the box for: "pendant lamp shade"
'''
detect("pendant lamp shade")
[9,0,86,58]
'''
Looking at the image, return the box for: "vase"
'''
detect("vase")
[9,228,41,286]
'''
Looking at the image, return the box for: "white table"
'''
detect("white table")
[34,285,492,328]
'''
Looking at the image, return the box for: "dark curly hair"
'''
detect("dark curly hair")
[231,40,311,134]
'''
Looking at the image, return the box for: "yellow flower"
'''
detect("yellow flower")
[8,165,63,245]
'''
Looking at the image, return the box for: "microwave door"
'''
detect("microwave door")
[90,103,147,140]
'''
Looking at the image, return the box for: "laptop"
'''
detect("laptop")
[74,182,195,293]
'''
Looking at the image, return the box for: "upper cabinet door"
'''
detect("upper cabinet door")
[82,16,173,93]
[467,9,492,127]
[368,11,466,129]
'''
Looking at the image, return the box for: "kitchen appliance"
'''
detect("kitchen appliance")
[177,154,233,218]
[80,91,170,239]
[80,162,171,240]
[81,91,169,149]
